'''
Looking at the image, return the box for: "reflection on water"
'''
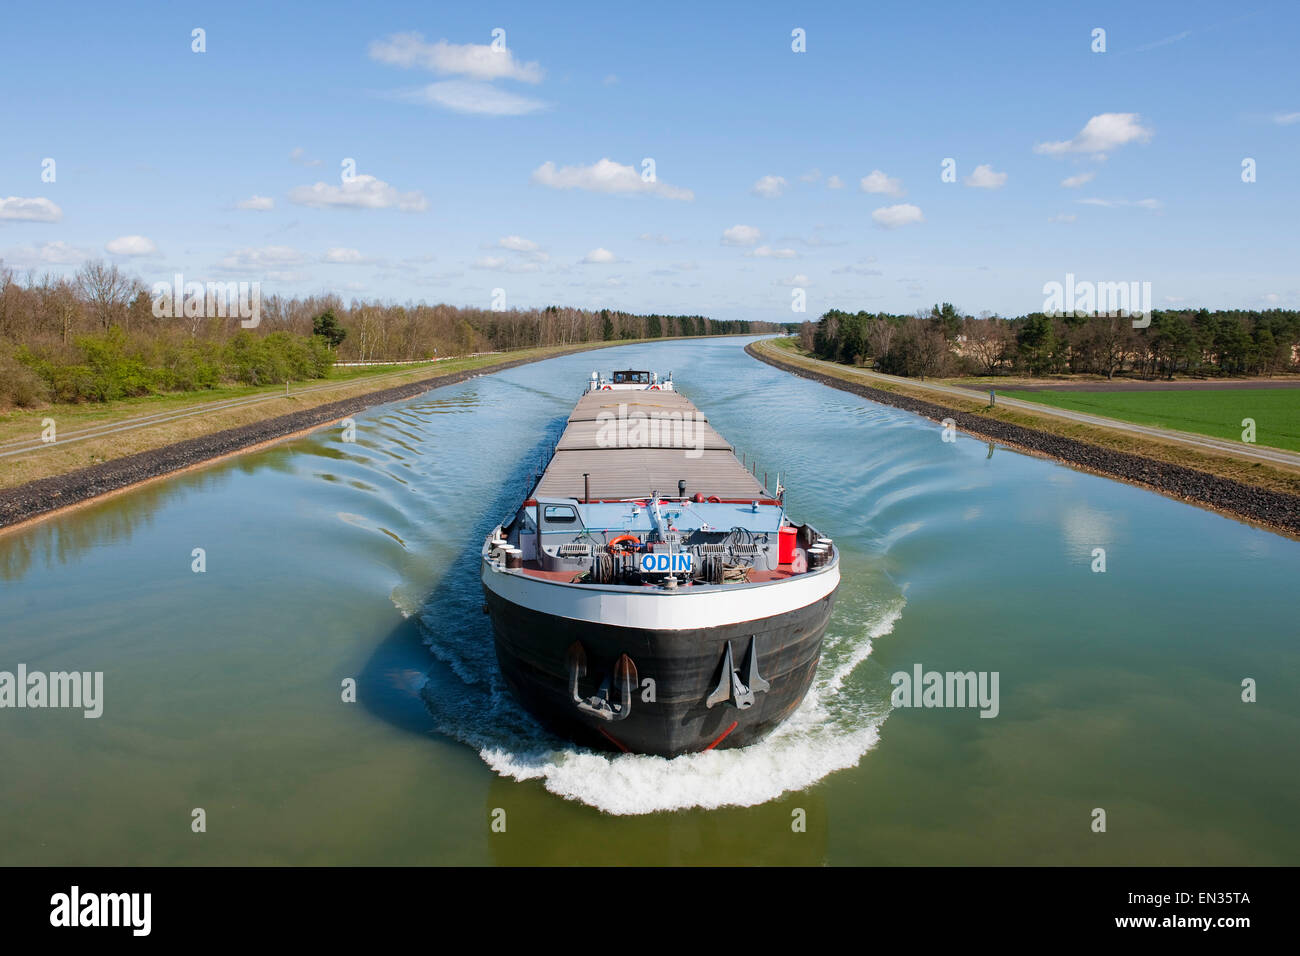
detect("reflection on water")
[1,336,1298,865]
[0,470,233,580]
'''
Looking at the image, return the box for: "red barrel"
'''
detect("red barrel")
[778,525,797,564]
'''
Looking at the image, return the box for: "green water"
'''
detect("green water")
[2,336,1297,865]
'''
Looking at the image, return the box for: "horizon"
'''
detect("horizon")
[2,0,1297,322]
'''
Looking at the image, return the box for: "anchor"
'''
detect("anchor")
[706,636,770,710]
[567,642,637,722]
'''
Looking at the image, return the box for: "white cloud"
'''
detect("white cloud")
[236,195,274,210]
[752,175,788,198]
[531,159,693,200]
[1273,111,1300,125]
[637,233,679,244]
[1034,113,1153,157]
[105,235,157,256]
[582,247,619,264]
[826,175,845,189]
[859,170,903,196]
[748,245,798,259]
[872,203,924,228]
[288,174,428,212]
[368,34,543,83]
[776,273,811,286]
[1048,213,1077,223]
[0,240,91,267]
[602,74,618,86]
[217,246,304,271]
[290,147,322,167]
[964,164,1007,189]
[0,196,62,222]
[1262,293,1281,304]
[721,224,762,246]
[470,255,541,273]
[495,235,549,261]
[498,235,538,253]
[397,81,547,116]
[322,247,366,263]
[1061,172,1095,188]
[39,241,92,263]
[799,169,822,183]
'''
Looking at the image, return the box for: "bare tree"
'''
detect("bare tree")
[915,324,950,379]
[963,316,1011,375]
[0,265,19,339]
[865,317,896,366]
[797,320,816,351]
[75,260,135,331]
[1090,315,1132,380]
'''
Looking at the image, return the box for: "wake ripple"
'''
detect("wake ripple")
[416,587,904,815]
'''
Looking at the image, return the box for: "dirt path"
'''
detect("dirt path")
[748,342,1300,538]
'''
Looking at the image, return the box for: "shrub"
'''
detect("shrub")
[0,352,51,407]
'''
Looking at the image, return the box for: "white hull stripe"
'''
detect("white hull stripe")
[481,562,840,630]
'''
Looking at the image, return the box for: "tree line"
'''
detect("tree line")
[802,304,1300,380]
[0,259,776,407]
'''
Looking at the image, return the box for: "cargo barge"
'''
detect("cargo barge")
[480,369,840,756]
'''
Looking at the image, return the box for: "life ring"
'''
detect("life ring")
[650,385,660,390]
[601,385,612,390]
[707,495,721,503]
[607,533,642,553]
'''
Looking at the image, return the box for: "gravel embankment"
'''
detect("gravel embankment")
[0,353,559,529]
[747,343,1300,536]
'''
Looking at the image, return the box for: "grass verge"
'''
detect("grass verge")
[756,338,1300,498]
[1001,388,1300,453]
[0,339,655,491]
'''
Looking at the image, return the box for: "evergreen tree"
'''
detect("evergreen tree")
[312,309,347,348]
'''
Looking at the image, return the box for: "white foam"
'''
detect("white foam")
[821,597,905,697]
[419,594,903,815]
[479,717,882,815]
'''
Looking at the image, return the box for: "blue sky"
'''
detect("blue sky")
[1,0,1297,321]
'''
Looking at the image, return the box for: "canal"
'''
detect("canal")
[2,335,1296,864]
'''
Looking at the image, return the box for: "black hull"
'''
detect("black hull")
[484,586,836,757]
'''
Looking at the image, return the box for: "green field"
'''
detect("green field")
[1000,388,1300,452]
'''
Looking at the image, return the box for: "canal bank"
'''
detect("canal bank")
[0,336,738,532]
[747,341,1300,538]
